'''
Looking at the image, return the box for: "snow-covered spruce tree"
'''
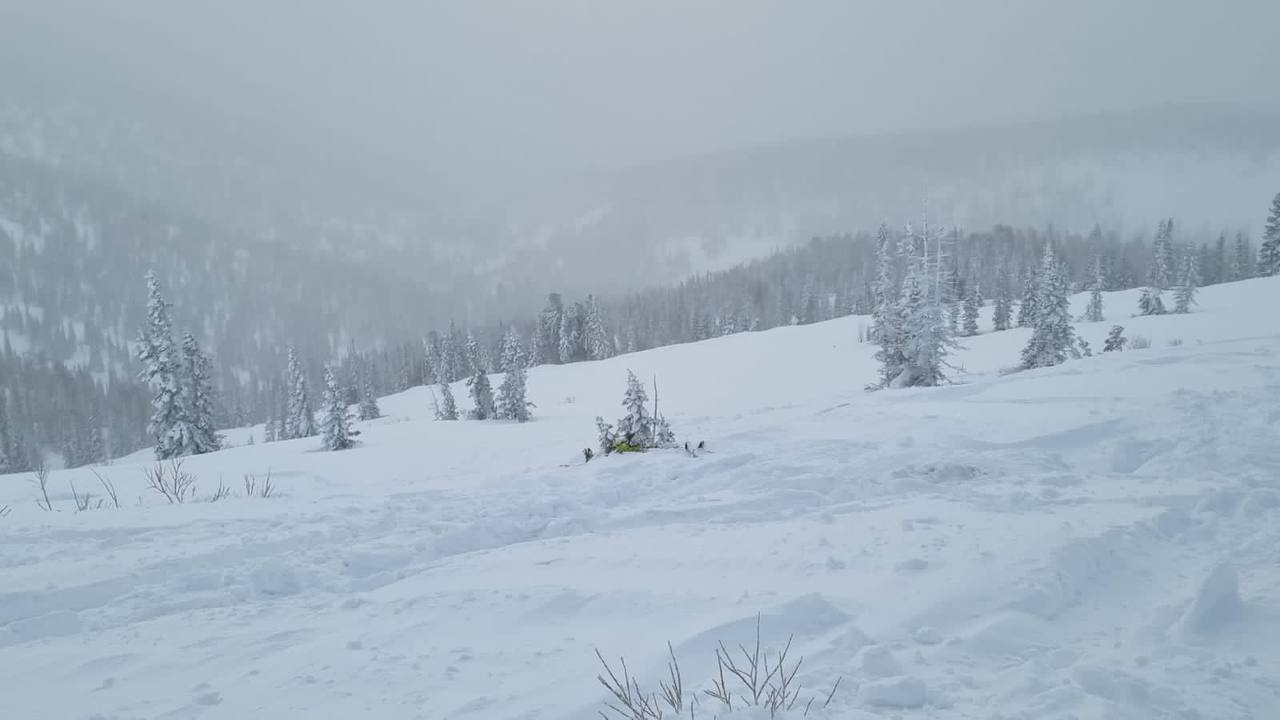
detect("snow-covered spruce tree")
[1260,192,1280,277]
[1083,255,1105,322]
[136,271,186,459]
[539,293,564,364]
[496,362,532,422]
[870,223,906,387]
[992,279,1013,332]
[526,330,544,369]
[499,325,524,372]
[1137,286,1166,316]
[583,294,613,361]
[1150,218,1175,291]
[961,284,980,337]
[464,331,483,374]
[467,367,496,420]
[1173,244,1200,313]
[1103,325,1127,352]
[286,346,317,438]
[439,322,462,382]
[1016,267,1038,327]
[179,332,222,455]
[558,301,583,363]
[358,369,381,421]
[435,381,459,420]
[320,366,357,451]
[1020,246,1075,370]
[615,370,653,448]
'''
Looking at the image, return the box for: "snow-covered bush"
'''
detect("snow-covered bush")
[1130,335,1152,349]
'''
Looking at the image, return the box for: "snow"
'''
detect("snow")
[5,277,1280,719]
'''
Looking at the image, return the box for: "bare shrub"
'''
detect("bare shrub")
[90,469,121,509]
[144,459,196,504]
[243,470,275,499]
[208,478,232,503]
[32,460,54,511]
[1130,334,1152,349]
[1167,337,1184,347]
[595,615,841,719]
[69,480,96,512]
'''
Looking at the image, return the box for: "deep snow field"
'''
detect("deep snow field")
[5,278,1280,719]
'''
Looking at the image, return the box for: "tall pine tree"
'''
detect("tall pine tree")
[136,271,185,459]
[286,346,317,438]
[180,332,222,455]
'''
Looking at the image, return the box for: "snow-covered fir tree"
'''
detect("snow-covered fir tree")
[558,301,582,363]
[435,382,459,420]
[961,284,980,337]
[870,223,906,387]
[1260,192,1280,277]
[1083,255,1105,322]
[992,272,1013,331]
[1173,243,1200,313]
[1020,246,1075,370]
[286,346,317,438]
[1103,325,1127,352]
[136,271,185,459]
[583,295,613,361]
[538,293,564,363]
[499,325,524,372]
[319,366,357,451]
[179,332,222,455]
[467,366,496,420]
[497,357,532,423]
[464,331,484,374]
[1150,218,1175,291]
[615,370,653,446]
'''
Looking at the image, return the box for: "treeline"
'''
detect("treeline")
[3,191,1279,469]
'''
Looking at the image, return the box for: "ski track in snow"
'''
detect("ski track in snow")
[4,279,1280,719]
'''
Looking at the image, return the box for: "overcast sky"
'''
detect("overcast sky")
[4,0,1279,189]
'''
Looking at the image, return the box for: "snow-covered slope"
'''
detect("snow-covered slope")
[4,278,1280,719]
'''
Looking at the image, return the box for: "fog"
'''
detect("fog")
[5,0,1279,198]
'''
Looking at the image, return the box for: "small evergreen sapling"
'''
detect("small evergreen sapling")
[435,382,459,420]
[616,370,653,448]
[1103,325,1127,352]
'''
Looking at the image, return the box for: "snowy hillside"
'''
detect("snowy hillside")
[4,277,1280,719]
